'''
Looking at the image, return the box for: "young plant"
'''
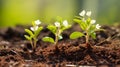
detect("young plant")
[24,20,43,50]
[42,18,71,45]
[70,10,101,47]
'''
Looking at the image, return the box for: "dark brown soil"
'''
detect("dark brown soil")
[0,24,120,67]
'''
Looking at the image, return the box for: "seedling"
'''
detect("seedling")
[24,20,43,50]
[42,17,71,45]
[70,10,102,47]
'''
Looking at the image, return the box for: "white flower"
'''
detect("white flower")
[63,20,68,27]
[35,20,41,25]
[86,11,91,17]
[79,10,86,16]
[90,20,96,24]
[96,24,101,29]
[55,22,60,27]
[30,26,38,31]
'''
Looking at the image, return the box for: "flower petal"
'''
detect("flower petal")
[55,22,60,27]
[35,20,41,25]
[79,10,86,16]
[86,11,91,17]
[30,27,34,31]
[90,20,96,24]
[96,24,101,29]
[30,26,38,31]
[63,20,68,27]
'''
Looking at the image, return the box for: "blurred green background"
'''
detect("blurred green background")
[0,0,120,27]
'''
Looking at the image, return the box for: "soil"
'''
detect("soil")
[0,24,120,67]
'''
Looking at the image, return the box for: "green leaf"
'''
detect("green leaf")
[75,16,81,19]
[80,22,87,30]
[89,25,96,31]
[90,32,96,39]
[86,18,91,25]
[24,35,31,40]
[47,25,56,34]
[74,19,87,30]
[61,25,71,31]
[25,29,34,36]
[96,29,105,31]
[32,21,36,26]
[42,37,55,43]
[73,19,82,24]
[34,27,43,37]
[70,31,85,39]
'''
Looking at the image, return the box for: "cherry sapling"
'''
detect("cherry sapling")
[70,10,102,48]
[24,20,43,50]
[42,18,71,45]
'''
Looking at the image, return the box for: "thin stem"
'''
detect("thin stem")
[85,31,90,48]
[85,23,92,48]
[55,34,58,45]
[54,27,60,45]
[33,39,36,50]
[86,32,89,44]
[33,37,38,50]
[33,29,37,50]
[30,40,34,49]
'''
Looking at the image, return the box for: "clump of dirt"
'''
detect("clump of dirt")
[0,24,120,67]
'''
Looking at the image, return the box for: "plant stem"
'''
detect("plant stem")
[85,23,92,48]
[86,32,89,47]
[54,27,60,45]
[55,34,58,45]
[30,40,34,49]
[33,38,37,50]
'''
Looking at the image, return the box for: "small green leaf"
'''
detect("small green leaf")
[80,22,87,30]
[73,19,82,24]
[86,18,91,25]
[34,27,43,37]
[61,25,71,31]
[32,21,36,26]
[25,29,34,36]
[42,37,55,43]
[96,29,105,31]
[47,25,56,34]
[89,25,96,31]
[24,35,31,40]
[90,32,96,39]
[75,16,81,19]
[74,19,87,30]
[70,32,85,39]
